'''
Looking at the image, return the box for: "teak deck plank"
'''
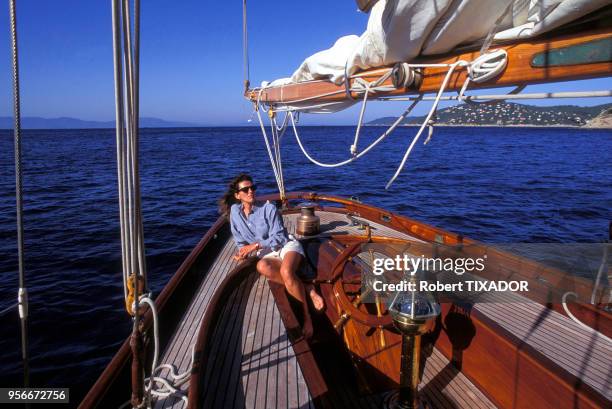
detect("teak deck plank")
[421,347,496,409]
[256,274,275,409]
[209,276,253,407]
[231,272,264,408]
[243,277,268,408]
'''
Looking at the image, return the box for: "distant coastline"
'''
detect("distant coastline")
[0,116,201,129]
[366,123,598,129]
[2,102,611,129]
[367,102,612,129]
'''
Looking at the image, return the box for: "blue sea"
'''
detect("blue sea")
[0,126,611,405]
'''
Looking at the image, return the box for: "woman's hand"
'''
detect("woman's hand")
[233,243,259,261]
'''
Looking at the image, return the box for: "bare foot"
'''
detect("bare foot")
[308,288,325,311]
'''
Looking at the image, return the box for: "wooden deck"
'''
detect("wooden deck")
[200,273,313,409]
[431,269,612,401]
[151,209,610,408]
[476,301,612,401]
[153,237,241,408]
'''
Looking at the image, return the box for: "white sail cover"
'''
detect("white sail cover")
[280,0,610,86]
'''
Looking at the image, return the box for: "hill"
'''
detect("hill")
[367,102,612,128]
[585,107,612,128]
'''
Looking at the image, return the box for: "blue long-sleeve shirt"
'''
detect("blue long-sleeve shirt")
[230,201,289,250]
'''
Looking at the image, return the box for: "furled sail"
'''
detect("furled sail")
[287,0,611,85]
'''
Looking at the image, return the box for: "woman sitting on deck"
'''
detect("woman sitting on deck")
[219,173,324,337]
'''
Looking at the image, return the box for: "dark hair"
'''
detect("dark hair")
[218,173,253,218]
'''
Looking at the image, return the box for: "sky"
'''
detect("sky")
[0,0,610,126]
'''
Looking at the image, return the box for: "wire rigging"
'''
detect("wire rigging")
[8,0,30,389]
[242,0,250,91]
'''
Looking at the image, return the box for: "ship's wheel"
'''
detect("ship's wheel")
[329,239,411,330]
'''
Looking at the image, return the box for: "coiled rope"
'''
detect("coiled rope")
[118,296,193,408]
[140,297,192,405]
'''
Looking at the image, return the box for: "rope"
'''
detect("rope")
[349,73,394,156]
[112,0,129,301]
[140,297,192,406]
[133,0,147,293]
[271,114,287,198]
[121,0,147,293]
[288,98,421,167]
[385,61,466,188]
[8,0,30,388]
[458,49,508,99]
[113,0,148,311]
[112,1,151,406]
[562,292,612,344]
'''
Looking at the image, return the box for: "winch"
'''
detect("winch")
[296,202,320,236]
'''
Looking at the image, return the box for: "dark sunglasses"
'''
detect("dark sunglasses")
[236,184,257,193]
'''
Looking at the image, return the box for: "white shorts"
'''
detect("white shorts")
[259,237,305,260]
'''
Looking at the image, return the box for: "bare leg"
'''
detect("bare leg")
[256,258,283,285]
[257,253,314,338]
[258,257,325,310]
[278,251,306,302]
